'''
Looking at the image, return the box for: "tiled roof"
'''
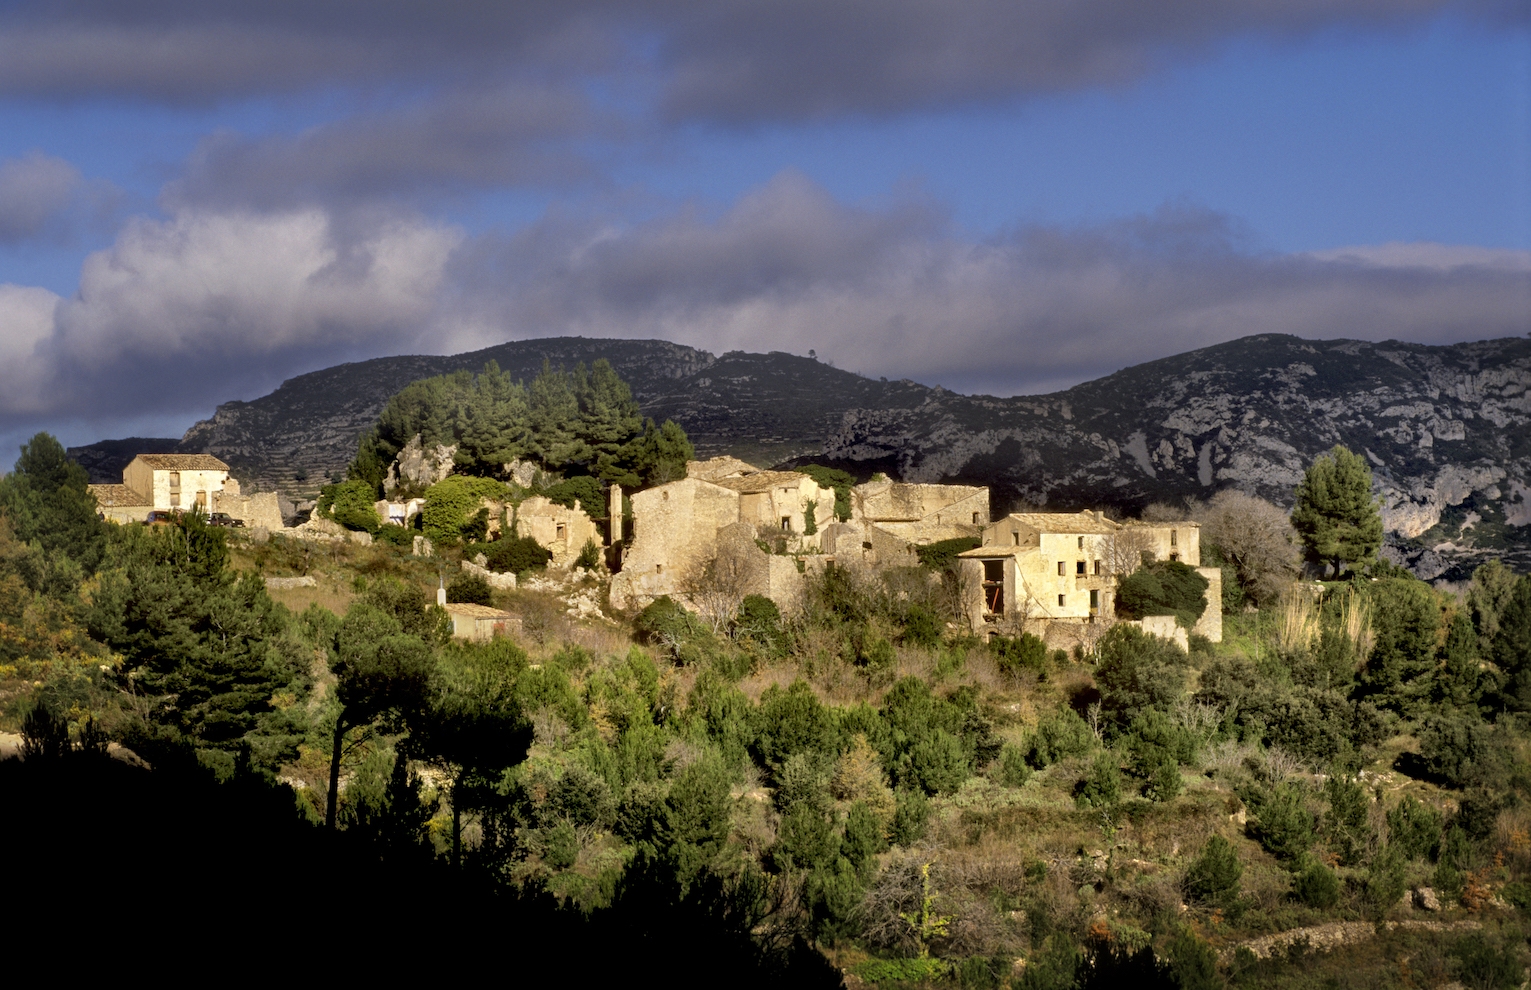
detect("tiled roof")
[1002,511,1120,535]
[712,470,812,494]
[132,453,229,471]
[88,484,150,506]
[442,603,515,619]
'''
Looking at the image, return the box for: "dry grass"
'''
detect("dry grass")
[265,581,355,615]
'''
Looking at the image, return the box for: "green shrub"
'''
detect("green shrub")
[1185,835,1243,904]
[1115,559,1209,628]
[446,573,493,606]
[1322,774,1370,866]
[483,534,553,575]
[632,595,706,649]
[1418,713,1509,789]
[1015,936,1080,990]
[1450,933,1524,990]
[574,537,601,570]
[902,604,942,649]
[915,536,982,572]
[374,523,414,547]
[1076,752,1121,809]
[753,680,837,768]
[1292,858,1340,908]
[795,465,854,521]
[420,475,508,542]
[1165,926,1221,990]
[906,728,971,795]
[1365,843,1408,914]
[856,957,951,986]
[1025,708,1094,768]
[1093,623,1189,729]
[991,632,1048,678]
[317,479,381,532]
[1249,781,1314,861]
[773,801,840,871]
[540,476,603,515]
[842,801,887,869]
[1125,709,1198,777]
[891,786,929,845]
[1434,825,1473,897]
[997,743,1033,788]
[1143,759,1182,802]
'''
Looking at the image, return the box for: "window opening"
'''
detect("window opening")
[1057,561,1065,576]
[781,516,792,531]
[1077,536,1084,549]
[981,559,1004,614]
[1170,529,1178,547]
[973,512,981,524]
[1057,594,1066,607]
[1093,560,1101,575]
[1076,560,1086,575]
[1090,589,1099,612]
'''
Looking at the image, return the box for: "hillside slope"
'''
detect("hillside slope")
[70,333,1531,578]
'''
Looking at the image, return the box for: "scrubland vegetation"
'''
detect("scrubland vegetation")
[4,430,1531,988]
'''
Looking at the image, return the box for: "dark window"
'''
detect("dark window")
[1077,536,1084,549]
[1170,529,1178,547]
[982,559,1005,615]
[1076,560,1086,575]
[1093,560,1101,575]
[1012,532,1019,545]
[972,512,981,524]
[1057,594,1066,607]
[781,516,792,531]
[1057,561,1065,576]
[1090,589,1099,611]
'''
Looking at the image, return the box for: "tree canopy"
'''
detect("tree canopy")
[348,359,688,493]
[1291,445,1383,577]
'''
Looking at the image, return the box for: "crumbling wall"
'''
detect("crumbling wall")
[516,496,599,565]
[385,435,457,494]
[212,491,285,531]
[609,478,741,610]
[686,456,760,482]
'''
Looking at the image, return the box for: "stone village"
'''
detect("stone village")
[91,450,1221,650]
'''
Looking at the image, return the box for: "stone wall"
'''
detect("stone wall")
[516,496,599,565]
[212,491,285,530]
[609,478,742,610]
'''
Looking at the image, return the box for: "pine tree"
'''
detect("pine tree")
[629,419,695,486]
[526,360,589,468]
[0,432,107,575]
[1291,445,1382,577]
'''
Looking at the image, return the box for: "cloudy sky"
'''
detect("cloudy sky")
[0,2,1528,455]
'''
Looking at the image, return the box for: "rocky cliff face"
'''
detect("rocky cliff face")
[812,334,1531,580]
[70,333,1531,580]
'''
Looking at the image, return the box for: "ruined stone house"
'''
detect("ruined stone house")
[712,471,836,549]
[823,479,989,565]
[89,453,283,529]
[957,510,1221,642]
[514,496,600,566]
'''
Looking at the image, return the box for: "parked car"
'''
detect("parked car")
[146,510,179,524]
[209,512,244,527]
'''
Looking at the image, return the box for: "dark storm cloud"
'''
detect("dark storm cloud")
[2,175,1526,434]
[0,151,82,242]
[168,87,610,209]
[0,1,1515,120]
[442,174,1531,391]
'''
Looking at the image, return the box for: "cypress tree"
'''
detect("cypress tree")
[1291,445,1382,577]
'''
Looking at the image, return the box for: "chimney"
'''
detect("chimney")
[1094,510,1103,523]
[437,576,446,607]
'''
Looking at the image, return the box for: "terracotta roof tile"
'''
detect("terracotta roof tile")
[132,453,229,471]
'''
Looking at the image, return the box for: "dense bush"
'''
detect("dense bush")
[795,465,854,521]
[1292,858,1340,908]
[1114,560,1209,628]
[421,475,509,543]
[1025,709,1095,768]
[1185,835,1242,904]
[1075,752,1122,809]
[317,479,382,532]
[1247,781,1314,861]
[483,534,553,575]
[447,573,494,606]
[991,632,1047,678]
[915,536,982,572]
[541,476,604,515]
[1386,795,1443,861]
[1093,623,1189,730]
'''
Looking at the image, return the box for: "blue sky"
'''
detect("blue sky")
[0,2,1527,454]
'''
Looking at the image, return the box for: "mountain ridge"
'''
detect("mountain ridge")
[68,333,1531,580]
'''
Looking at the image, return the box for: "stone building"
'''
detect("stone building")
[713,471,836,549]
[823,480,989,565]
[89,452,282,528]
[123,453,232,513]
[957,510,1221,643]
[515,496,600,566]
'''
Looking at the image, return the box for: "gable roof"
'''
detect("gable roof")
[442,603,515,619]
[132,453,229,471]
[87,483,151,507]
[712,470,811,495]
[1001,511,1119,535]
